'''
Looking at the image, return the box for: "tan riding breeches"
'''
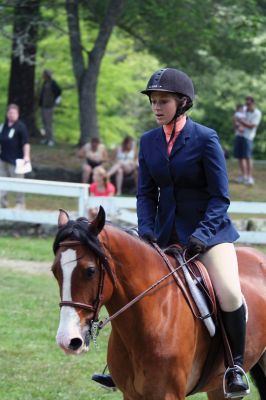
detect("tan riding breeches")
[199,243,243,312]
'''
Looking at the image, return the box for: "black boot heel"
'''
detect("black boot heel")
[92,373,116,391]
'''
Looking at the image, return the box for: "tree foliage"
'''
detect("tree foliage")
[0,0,265,156]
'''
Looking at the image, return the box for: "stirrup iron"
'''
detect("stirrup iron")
[223,365,250,398]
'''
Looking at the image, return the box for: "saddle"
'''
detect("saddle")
[164,244,217,336]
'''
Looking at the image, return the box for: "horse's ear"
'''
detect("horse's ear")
[58,209,70,227]
[90,206,105,235]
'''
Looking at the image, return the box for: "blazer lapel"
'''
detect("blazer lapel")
[169,118,191,158]
[155,127,169,160]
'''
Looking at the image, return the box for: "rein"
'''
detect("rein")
[98,243,198,330]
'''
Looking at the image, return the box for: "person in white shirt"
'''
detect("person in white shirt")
[233,96,262,185]
[107,135,138,195]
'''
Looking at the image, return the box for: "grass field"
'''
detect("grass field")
[0,268,118,400]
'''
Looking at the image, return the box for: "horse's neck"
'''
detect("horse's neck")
[104,227,162,292]
[102,227,182,328]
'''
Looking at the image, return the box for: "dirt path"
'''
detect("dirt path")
[0,258,51,274]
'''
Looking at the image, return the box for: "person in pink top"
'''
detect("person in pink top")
[88,166,115,219]
[90,166,115,197]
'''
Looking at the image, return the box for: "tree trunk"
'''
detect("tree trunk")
[66,0,124,145]
[79,65,99,143]
[8,0,40,136]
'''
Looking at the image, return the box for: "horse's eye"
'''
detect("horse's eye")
[84,267,96,279]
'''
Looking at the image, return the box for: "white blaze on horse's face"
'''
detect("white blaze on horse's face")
[56,249,88,354]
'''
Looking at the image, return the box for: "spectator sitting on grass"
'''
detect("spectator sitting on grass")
[78,137,108,183]
[107,135,138,195]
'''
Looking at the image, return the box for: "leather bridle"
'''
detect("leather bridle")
[58,240,106,325]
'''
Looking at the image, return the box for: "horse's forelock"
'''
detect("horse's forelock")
[53,219,115,284]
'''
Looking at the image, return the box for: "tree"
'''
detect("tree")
[66,0,124,145]
[7,0,40,135]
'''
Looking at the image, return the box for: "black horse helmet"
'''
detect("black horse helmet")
[141,68,194,101]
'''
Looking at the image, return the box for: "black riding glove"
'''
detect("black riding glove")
[141,232,157,244]
[187,236,206,256]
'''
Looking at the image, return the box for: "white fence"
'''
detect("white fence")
[0,177,266,244]
[0,177,88,224]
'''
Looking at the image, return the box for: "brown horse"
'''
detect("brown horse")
[52,207,266,400]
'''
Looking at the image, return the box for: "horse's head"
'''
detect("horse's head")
[52,207,114,354]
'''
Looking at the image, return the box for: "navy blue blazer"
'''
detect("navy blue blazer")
[137,118,239,248]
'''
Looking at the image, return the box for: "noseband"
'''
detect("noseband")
[58,240,106,327]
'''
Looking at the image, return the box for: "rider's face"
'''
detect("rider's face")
[150,92,178,125]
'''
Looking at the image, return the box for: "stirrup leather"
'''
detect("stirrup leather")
[223,365,250,399]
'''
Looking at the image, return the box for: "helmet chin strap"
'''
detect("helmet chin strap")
[167,99,187,145]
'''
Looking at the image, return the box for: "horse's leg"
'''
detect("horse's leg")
[259,350,266,377]
[250,351,266,399]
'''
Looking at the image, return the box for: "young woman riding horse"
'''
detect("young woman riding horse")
[93,68,249,397]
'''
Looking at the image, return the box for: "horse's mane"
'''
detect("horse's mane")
[53,217,114,282]
[106,221,140,239]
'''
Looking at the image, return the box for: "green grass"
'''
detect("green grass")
[228,160,266,202]
[0,268,118,400]
[0,236,54,261]
[5,192,77,211]
[0,236,265,264]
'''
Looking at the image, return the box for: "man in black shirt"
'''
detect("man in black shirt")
[39,69,62,146]
[0,104,31,208]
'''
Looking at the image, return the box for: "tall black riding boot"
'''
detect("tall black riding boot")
[222,304,250,398]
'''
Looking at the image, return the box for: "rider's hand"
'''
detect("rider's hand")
[187,236,206,256]
[141,232,157,244]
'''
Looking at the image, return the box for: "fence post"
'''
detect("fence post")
[78,184,89,217]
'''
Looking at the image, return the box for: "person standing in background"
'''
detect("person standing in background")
[233,104,246,136]
[39,69,62,147]
[0,104,31,209]
[233,96,261,185]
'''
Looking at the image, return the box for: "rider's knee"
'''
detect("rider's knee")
[218,290,243,312]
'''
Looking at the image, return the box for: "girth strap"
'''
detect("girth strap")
[152,243,203,319]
